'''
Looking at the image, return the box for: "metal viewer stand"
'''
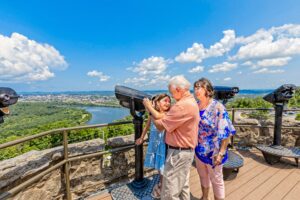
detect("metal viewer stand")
[256,84,300,166]
[112,85,158,199]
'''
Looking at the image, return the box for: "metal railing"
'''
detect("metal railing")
[229,108,300,138]
[0,108,300,199]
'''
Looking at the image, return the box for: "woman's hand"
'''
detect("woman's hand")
[135,137,144,145]
[213,154,223,166]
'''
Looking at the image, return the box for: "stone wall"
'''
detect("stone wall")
[0,135,149,200]
[234,114,300,147]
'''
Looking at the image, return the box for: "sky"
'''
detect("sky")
[0,0,300,92]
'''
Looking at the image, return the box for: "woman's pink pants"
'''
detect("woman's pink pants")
[195,156,225,199]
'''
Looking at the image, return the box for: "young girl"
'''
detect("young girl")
[135,93,171,198]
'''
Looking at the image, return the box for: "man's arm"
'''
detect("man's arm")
[151,117,165,132]
[151,104,187,133]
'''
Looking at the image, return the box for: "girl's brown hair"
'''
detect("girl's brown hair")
[152,93,171,111]
[194,77,214,98]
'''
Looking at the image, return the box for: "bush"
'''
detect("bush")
[227,97,273,120]
[289,88,300,108]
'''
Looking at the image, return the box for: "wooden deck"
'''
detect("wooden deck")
[87,149,300,200]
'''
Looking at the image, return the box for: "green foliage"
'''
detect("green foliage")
[296,113,300,121]
[288,88,300,108]
[227,97,273,109]
[227,97,273,120]
[104,115,134,139]
[0,102,135,160]
[0,102,93,160]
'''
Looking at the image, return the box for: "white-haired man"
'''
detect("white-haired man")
[144,75,199,200]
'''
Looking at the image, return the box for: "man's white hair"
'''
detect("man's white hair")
[169,75,191,89]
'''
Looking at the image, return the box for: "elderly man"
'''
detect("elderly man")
[145,75,199,200]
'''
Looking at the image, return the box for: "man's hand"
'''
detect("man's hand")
[135,137,144,145]
[143,98,152,110]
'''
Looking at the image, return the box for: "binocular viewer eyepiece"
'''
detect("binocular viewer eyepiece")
[263,84,296,105]
[213,86,239,103]
[0,87,19,123]
[115,85,152,114]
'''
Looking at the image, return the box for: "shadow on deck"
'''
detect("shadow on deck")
[87,149,300,200]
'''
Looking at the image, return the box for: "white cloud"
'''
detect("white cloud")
[206,30,236,57]
[175,43,206,63]
[241,61,253,66]
[125,56,172,87]
[175,30,235,63]
[131,56,171,75]
[208,62,237,73]
[188,65,204,73]
[256,57,291,67]
[124,75,170,86]
[124,77,147,85]
[253,68,285,74]
[0,32,67,82]
[87,70,110,82]
[149,75,171,85]
[224,77,232,81]
[231,24,300,61]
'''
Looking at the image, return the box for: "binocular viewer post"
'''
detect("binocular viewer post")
[115,85,151,188]
[213,86,239,105]
[263,84,296,146]
[0,87,19,123]
[256,84,299,166]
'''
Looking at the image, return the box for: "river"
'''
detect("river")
[82,106,130,124]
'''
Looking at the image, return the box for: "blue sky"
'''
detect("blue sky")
[0,0,300,92]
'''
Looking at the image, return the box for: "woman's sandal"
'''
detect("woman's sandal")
[151,184,161,199]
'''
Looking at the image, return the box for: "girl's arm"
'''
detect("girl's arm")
[135,117,151,145]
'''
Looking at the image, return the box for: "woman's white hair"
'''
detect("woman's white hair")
[168,75,191,90]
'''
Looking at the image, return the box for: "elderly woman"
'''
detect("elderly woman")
[193,78,236,200]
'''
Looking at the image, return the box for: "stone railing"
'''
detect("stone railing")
[231,108,300,147]
[0,134,150,200]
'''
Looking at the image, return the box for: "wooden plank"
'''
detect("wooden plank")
[225,156,259,185]
[262,170,300,200]
[227,163,285,199]
[190,150,256,199]
[283,181,300,200]
[86,192,112,200]
[243,165,294,200]
[225,164,269,194]
[85,150,300,200]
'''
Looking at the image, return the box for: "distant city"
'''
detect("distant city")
[18,89,274,106]
[19,89,274,97]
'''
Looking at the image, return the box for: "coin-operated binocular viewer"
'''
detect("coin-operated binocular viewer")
[213,86,239,104]
[115,85,151,189]
[0,87,19,123]
[256,84,300,166]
